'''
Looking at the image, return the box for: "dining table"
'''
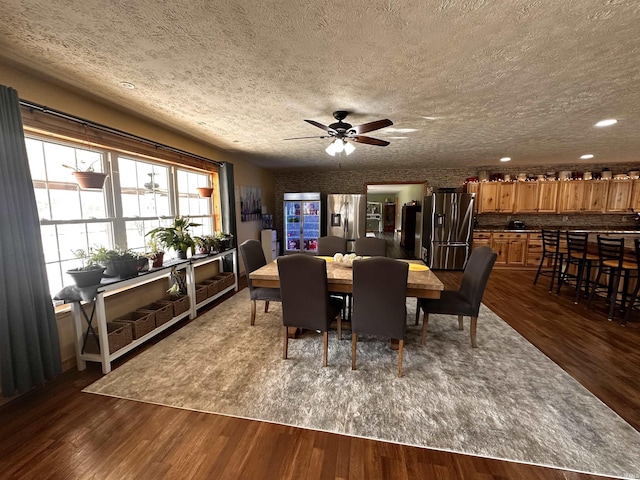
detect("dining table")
[249,256,444,298]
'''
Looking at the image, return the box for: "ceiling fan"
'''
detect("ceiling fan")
[285,111,393,156]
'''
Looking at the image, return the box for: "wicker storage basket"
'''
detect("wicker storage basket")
[139,301,174,327]
[194,284,209,304]
[202,278,223,297]
[115,310,156,339]
[216,271,236,289]
[85,322,133,354]
[164,294,190,317]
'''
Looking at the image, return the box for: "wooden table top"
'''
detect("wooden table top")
[249,258,444,299]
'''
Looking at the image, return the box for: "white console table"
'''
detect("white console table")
[70,248,238,374]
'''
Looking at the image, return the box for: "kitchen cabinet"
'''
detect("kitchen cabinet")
[261,229,278,261]
[558,180,609,213]
[472,231,492,250]
[631,180,640,212]
[478,182,515,213]
[491,232,527,266]
[514,181,559,213]
[526,232,545,267]
[465,182,480,212]
[606,179,633,212]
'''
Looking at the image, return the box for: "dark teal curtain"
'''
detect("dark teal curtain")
[219,162,237,272]
[0,86,62,397]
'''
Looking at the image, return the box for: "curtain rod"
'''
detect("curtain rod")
[19,99,224,167]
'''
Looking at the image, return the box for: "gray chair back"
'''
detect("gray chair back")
[458,246,498,317]
[317,236,347,256]
[277,254,333,331]
[354,237,387,257]
[239,239,267,292]
[352,257,408,339]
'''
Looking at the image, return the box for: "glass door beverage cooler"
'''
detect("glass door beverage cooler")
[284,192,321,253]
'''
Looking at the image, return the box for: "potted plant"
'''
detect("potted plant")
[194,235,214,255]
[146,237,166,268]
[146,216,201,259]
[66,249,105,287]
[90,246,140,278]
[216,231,234,251]
[63,159,108,189]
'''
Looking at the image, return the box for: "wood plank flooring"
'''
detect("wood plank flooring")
[1,268,639,479]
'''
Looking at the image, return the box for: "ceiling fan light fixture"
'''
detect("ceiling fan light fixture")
[343,141,356,155]
[325,142,337,156]
[595,118,617,127]
[333,139,344,153]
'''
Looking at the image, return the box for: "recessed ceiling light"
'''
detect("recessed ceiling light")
[580,154,594,160]
[420,116,442,120]
[119,81,136,90]
[388,136,408,139]
[197,121,207,126]
[500,157,511,162]
[595,118,617,127]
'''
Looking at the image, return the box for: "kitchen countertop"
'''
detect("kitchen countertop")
[475,227,640,234]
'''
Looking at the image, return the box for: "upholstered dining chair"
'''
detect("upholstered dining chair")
[277,254,343,367]
[317,235,348,256]
[354,237,387,256]
[415,246,496,348]
[239,239,281,326]
[351,257,409,377]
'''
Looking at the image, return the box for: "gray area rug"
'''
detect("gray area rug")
[85,289,640,479]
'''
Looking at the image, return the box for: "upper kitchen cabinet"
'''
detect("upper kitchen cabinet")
[515,181,559,213]
[465,182,480,212]
[478,182,515,213]
[606,179,633,212]
[558,180,609,213]
[630,180,640,212]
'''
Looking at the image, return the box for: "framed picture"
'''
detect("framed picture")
[240,185,262,222]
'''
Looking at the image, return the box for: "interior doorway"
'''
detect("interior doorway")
[366,182,427,259]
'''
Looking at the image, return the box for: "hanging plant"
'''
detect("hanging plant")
[63,159,108,190]
[197,187,214,198]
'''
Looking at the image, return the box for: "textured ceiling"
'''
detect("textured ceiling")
[1,0,640,171]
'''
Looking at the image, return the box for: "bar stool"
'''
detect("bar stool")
[533,229,565,293]
[587,236,638,322]
[623,238,640,325]
[557,231,599,304]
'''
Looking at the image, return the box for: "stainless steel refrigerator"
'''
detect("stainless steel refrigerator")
[284,192,322,254]
[326,194,366,252]
[421,192,475,269]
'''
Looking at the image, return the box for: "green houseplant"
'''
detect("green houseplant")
[66,249,106,287]
[146,237,166,268]
[62,159,108,189]
[90,246,141,278]
[146,216,201,259]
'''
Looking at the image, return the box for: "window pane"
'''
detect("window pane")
[40,225,60,263]
[26,138,46,180]
[49,188,82,220]
[119,156,170,218]
[177,169,212,224]
[87,222,112,250]
[80,190,107,218]
[46,263,63,297]
[34,187,51,220]
[44,142,78,182]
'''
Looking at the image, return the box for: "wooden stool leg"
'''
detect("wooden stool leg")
[283,326,288,359]
[322,332,328,367]
[398,339,404,377]
[458,315,464,330]
[470,316,478,348]
[421,313,430,345]
[337,312,342,340]
[264,300,270,313]
[251,300,257,326]
[415,299,421,325]
[351,333,357,370]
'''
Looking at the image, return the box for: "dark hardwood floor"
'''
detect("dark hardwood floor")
[1,268,639,479]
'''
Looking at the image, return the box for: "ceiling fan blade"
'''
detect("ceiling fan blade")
[350,135,390,147]
[284,135,331,140]
[348,119,393,135]
[304,119,336,133]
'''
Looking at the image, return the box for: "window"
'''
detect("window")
[26,136,218,296]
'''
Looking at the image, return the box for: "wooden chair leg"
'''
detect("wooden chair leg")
[458,314,464,330]
[608,269,621,321]
[421,313,429,345]
[264,300,270,313]
[323,332,328,367]
[351,333,357,370]
[283,326,288,359]
[415,299,421,325]
[398,339,404,377]
[337,312,342,340]
[251,300,257,326]
[470,316,478,348]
